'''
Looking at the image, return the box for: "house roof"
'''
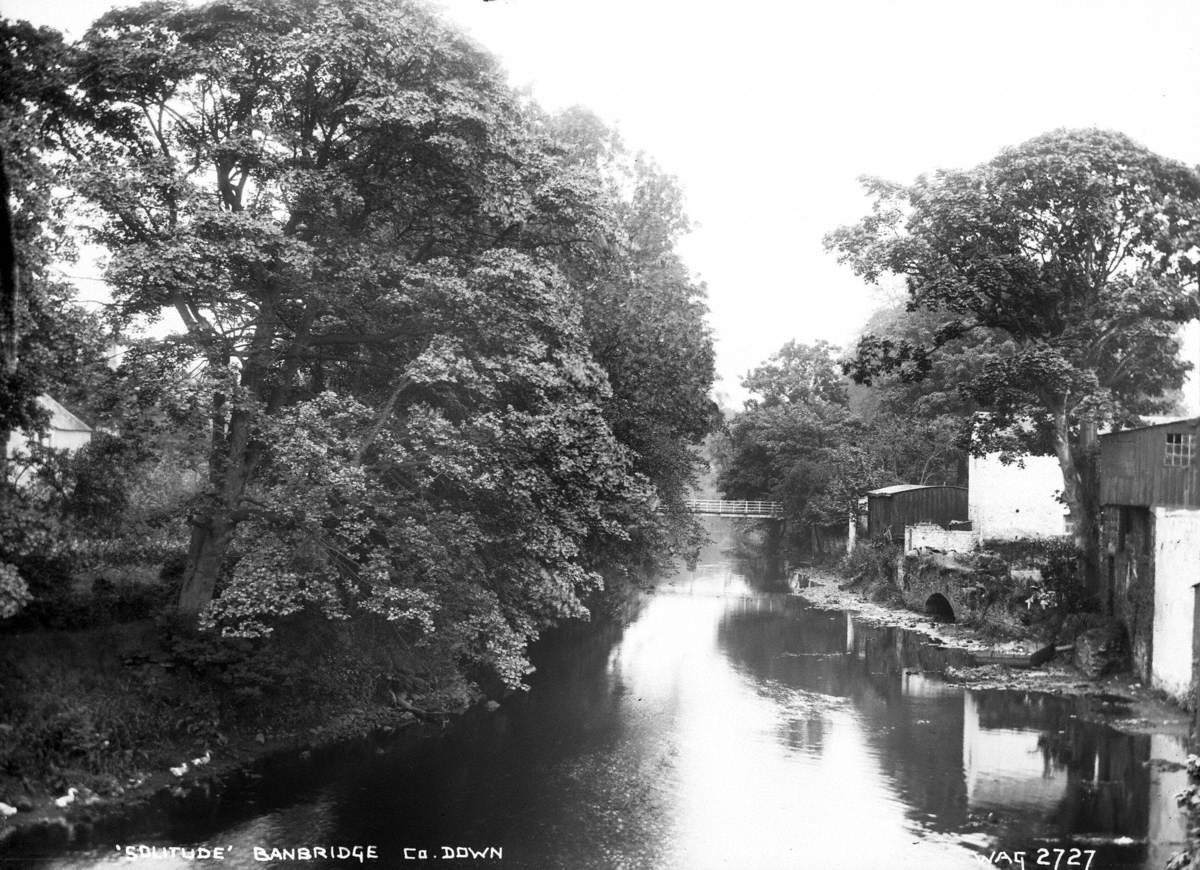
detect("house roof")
[37,395,92,433]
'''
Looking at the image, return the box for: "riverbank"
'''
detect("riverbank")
[796,569,1194,740]
[0,616,473,849]
[7,534,1198,870]
[0,569,658,855]
[0,598,642,852]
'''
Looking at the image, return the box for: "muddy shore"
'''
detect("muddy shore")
[796,570,1194,740]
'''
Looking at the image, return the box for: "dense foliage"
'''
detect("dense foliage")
[0,0,715,702]
[826,129,1200,571]
[717,339,961,556]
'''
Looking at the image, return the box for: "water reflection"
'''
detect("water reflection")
[713,577,1192,868]
[10,521,1194,870]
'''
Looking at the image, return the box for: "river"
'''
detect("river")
[14,519,1196,869]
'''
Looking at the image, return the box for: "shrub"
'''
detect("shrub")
[841,538,902,587]
[0,562,31,619]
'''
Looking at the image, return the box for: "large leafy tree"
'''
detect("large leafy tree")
[62,0,712,692]
[846,304,983,482]
[76,0,581,614]
[741,339,847,408]
[541,110,717,567]
[827,129,1200,573]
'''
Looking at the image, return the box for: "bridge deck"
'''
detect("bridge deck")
[684,499,784,519]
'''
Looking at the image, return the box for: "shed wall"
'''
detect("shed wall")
[1101,423,1200,508]
[867,487,967,539]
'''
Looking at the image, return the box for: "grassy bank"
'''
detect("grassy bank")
[0,613,469,837]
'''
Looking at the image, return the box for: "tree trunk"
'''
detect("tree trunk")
[176,393,261,619]
[178,514,235,617]
[175,306,276,620]
[0,151,19,483]
[1074,418,1102,595]
[1050,405,1101,595]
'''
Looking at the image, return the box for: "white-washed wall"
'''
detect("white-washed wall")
[968,453,1067,541]
[1152,507,1200,703]
[1179,320,1200,417]
[6,425,92,458]
[904,523,978,553]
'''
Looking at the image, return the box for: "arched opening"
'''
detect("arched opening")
[925,593,955,623]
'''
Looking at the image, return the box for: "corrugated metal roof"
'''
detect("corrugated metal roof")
[867,484,932,496]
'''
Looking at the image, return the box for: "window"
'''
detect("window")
[1165,432,1194,467]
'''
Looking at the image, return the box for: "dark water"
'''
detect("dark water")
[11,521,1194,869]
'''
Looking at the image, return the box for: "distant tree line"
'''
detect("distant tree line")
[715,335,965,556]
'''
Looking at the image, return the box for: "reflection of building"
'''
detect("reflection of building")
[1147,734,1191,869]
[962,689,1172,854]
[1099,418,1200,702]
[962,693,1068,812]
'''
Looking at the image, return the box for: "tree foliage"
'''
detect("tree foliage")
[0,0,717,695]
[827,129,1200,563]
[717,340,956,556]
[0,20,111,453]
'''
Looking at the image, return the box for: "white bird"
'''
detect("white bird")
[190,750,211,767]
[53,788,78,808]
[169,762,189,777]
[0,801,17,817]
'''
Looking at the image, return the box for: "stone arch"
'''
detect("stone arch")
[924,592,955,623]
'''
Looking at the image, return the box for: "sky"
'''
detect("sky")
[5,0,1200,404]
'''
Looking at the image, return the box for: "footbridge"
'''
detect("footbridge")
[683,499,784,519]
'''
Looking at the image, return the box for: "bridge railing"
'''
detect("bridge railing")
[683,499,784,518]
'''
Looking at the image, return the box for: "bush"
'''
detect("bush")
[0,562,31,619]
[91,576,174,623]
[159,614,355,723]
[841,538,902,587]
[982,538,1094,639]
[59,434,133,536]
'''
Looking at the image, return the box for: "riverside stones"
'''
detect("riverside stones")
[1074,625,1127,679]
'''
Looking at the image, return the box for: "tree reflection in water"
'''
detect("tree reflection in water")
[716,600,1192,868]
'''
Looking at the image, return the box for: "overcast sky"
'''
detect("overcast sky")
[5,0,1200,404]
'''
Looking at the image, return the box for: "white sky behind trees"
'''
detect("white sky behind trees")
[5,0,1200,405]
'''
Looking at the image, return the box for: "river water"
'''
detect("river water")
[15,520,1197,869]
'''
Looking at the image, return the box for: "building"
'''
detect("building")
[5,395,93,460]
[865,484,968,541]
[967,453,1069,541]
[1099,417,1200,702]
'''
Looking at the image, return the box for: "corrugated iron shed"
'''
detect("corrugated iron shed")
[866,484,968,540]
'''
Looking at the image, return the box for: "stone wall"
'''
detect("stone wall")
[904,523,978,554]
[897,550,1022,630]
